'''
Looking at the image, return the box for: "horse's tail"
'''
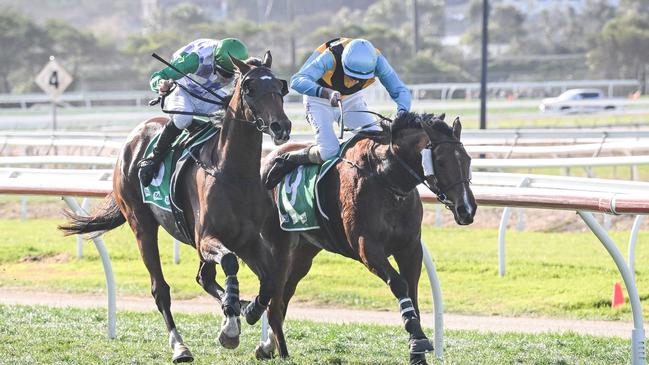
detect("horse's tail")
[58,192,126,237]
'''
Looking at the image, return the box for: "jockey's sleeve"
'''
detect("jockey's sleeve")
[375,55,411,113]
[149,52,200,93]
[290,51,335,97]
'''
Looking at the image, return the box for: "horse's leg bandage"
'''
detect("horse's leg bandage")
[398,297,417,320]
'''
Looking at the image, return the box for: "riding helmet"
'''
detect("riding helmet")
[341,39,378,80]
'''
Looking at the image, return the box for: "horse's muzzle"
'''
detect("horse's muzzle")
[454,203,476,225]
[269,121,290,145]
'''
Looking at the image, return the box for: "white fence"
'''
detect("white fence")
[0,79,640,108]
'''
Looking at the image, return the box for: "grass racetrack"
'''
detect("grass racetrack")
[0,305,630,364]
[0,218,647,320]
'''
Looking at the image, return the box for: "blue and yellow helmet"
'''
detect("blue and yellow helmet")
[341,39,378,80]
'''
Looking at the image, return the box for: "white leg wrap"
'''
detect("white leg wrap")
[169,328,184,349]
[398,297,417,318]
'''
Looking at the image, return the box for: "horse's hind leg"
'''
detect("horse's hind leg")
[361,240,433,365]
[195,261,225,303]
[238,237,277,326]
[128,213,193,363]
[198,236,241,349]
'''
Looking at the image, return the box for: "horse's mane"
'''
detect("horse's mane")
[358,112,454,142]
[245,57,263,67]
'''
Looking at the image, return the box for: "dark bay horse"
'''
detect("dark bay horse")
[258,112,476,365]
[59,52,291,363]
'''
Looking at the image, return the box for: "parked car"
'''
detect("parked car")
[539,89,617,113]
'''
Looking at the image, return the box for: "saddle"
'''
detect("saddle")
[140,120,221,244]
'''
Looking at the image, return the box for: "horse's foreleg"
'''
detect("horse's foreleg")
[130,216,193,363]
[198,237,241,350]
[361,238,432,364]
[394,240,429,365]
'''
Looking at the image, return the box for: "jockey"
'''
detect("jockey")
[139,38,249,187]
[265,37,413,188]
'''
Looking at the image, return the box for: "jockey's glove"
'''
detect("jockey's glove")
[158,79,175,96]
[321,88,342,107]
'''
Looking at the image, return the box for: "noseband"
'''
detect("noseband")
[422,141,472,207]
[230,67,288,134]
[364,111,471,208]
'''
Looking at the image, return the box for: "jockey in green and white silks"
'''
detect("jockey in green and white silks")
[265,37,433,188]
[139,38,249,187]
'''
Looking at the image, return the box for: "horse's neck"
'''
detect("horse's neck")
[216,108,262,176]
[376,128,428,193]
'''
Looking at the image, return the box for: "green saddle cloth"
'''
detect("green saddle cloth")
[140,123,219,211]
[277,136,357,231]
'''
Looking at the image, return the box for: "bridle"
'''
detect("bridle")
[357,111,472,208]
[420,141,472,206]
[228,66,289,135]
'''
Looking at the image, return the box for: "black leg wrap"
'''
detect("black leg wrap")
[222,275,240,316]
[220,253,239,275]
[243,296,267,325]
[409,353,429,365]
[405,318,433,354]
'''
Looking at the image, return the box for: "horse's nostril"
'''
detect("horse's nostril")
[269,122,282,135]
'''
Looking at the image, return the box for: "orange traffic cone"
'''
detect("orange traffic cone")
[612,282,625,308]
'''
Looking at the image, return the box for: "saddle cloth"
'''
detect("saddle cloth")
[276,135,359,231]
[140,121,219,211]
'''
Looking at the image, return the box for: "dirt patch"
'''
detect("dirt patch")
[19,252,72,263]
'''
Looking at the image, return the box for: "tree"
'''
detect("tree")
[0,8,51,93]
[461,2,526,55]
[43,20,99,83]
[589,12,649,85]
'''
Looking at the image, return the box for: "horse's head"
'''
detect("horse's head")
[229,51,291,145]
[420,114,476,225]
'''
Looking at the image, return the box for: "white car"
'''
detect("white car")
[539,89,617,113]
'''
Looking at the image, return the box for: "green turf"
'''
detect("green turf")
[0,305,630,364]
[0,218,646,320]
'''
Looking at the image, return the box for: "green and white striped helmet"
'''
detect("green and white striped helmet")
[213,38,249,76]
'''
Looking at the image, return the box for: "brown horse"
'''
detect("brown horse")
[258,112,476,365]
[59,52,291,363]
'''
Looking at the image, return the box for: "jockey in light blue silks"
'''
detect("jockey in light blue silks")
[265,37,433,188]
[138,38,249,187]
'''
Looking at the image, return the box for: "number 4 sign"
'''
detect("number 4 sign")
[35,56,73,101]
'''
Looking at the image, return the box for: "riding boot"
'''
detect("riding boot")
[264,145,323,189]
[138,120,183,187]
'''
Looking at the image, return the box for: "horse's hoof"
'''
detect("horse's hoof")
[243,300,266,325]
[218,316,241,349]
[255,343,274,360]
[409,352,428,365]
[172,344,194,363]
[409,338,434,354]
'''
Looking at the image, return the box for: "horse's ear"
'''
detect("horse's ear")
[452,116,462,139]
[262,50,272,68]
[230,54,250,75]
[439,113,446,121]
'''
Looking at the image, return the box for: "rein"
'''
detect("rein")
[351,111,470,206]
